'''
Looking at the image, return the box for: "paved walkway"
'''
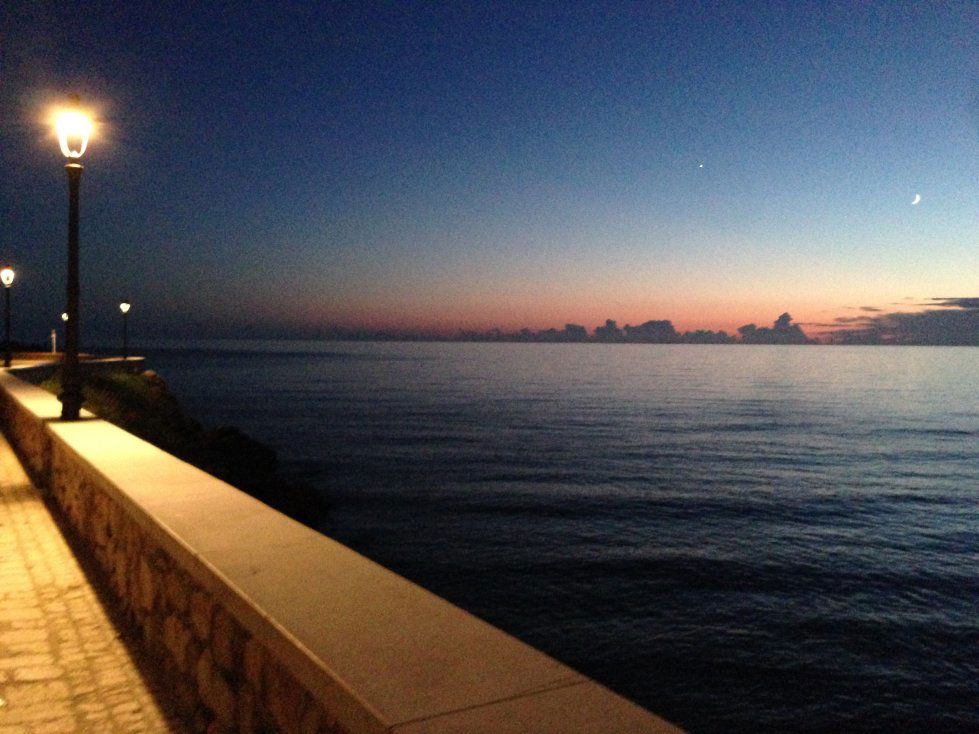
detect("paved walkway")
[0,433,186,733]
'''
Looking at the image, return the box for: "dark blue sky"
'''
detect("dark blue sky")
[1,1,976,343]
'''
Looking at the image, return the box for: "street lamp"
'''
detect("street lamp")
[55,98,92,420]
[119,301,131,360]
[54,312,69,354]
[1,267,14,368]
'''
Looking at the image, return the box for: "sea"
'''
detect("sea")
[136,341,978,733]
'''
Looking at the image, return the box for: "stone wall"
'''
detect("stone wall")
[67,463,340,732]
[0,367,682,734]
[1,372,340,733]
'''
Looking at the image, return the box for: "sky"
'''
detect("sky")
[1,1,977,343]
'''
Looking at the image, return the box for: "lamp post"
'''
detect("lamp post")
[1,267,14,368]
[119,301,131,360]
[55,100,92,420]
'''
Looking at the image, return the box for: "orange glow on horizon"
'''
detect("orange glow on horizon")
[266,279,933,342]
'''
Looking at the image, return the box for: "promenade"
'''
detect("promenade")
[0,431,185,733]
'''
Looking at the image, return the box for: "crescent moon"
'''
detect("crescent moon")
[911,193,921,205]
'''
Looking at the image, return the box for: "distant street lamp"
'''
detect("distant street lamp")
[55,98,92,420]
[1,267,15,368]
[119,301,131,359]
[58,313,68,354]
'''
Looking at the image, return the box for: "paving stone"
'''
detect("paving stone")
[13,664,65,681]
[0,654,53,668]
[34,717,80,734]
[1,679,71,704]
[0,700,73,725]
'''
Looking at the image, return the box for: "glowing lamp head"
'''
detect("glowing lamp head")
[61,312,69,322]
[0,268,14,288]
[55,108,93,159]
[119,301,131,314]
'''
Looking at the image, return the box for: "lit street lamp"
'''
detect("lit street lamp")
[55,98,92,420]
[119,301,131,360]
[1,267,14,368]
[58,312,68,354]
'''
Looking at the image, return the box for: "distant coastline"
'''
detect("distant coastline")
[319,312,814,346]
[304,302,979,346]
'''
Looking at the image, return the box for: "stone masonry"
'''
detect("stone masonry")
[43,440,344,734]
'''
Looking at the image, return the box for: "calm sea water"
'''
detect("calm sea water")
[140,341,978,733]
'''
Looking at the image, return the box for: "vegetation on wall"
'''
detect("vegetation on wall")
[39,369,329,527]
